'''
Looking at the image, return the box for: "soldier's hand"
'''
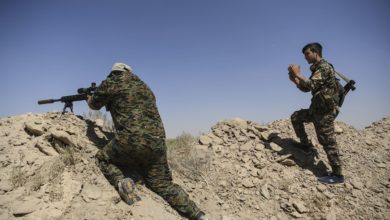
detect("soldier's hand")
[87,95,93,104]
[288,72,296,82]
[288,64,301,76]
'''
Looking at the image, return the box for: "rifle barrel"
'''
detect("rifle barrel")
[38,99,60,104]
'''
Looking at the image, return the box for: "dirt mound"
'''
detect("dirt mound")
[0,113,389,220]
[188,117,390,219]
[0,112,184,220]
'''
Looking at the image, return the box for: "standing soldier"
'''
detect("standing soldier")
[288,43,345,184]
[87,63,208,220]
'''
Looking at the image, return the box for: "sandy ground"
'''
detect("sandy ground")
[0,112,389,220]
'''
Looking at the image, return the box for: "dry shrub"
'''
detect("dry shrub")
[10,151,27,188]
[83,110,114,132]
[29,146,75,191]
[167,132,211,181]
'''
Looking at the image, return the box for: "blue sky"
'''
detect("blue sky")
[1,0,389,137]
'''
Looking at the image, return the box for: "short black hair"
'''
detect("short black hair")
[302,42,322,57]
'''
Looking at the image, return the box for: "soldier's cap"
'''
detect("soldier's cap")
[112,63,132,72]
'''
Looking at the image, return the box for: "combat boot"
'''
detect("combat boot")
[117,178,141,205]
[193,211,210,220]
[318,174,345,184]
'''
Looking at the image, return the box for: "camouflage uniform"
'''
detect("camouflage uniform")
[89,70,202,220]
[290,59,343,176]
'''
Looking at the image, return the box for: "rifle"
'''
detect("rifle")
[38,82,96,113]
[335,71,356,107]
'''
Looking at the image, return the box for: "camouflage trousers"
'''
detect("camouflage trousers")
[290,109,343,176]
[95,133,202,220]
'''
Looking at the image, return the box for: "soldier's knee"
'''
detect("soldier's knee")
[291,111,299,123]
[95,149,110,166]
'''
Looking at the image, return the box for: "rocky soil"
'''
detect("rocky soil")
[0,112,389,220]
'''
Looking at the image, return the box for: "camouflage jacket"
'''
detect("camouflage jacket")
[298,59,339,113]
[89,71,166,139]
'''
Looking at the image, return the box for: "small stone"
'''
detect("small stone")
[239,142,253,151]
[242,178,255,188]
[254,143,265,151]
[0,180,13,192]
[9,138,27,146]
[292,200,309,213]
[50,130,75,146]
[82,183,102,202]
[24,122,45,136]
[199,135,212,146]
[334,125,343,134]
[376,163,386,168]
[316,184,327,192]
[351,180,364,190]
[212,145,223,153]
[94,119,104,127]
[261,130,279,141]
[290,211,302,218]
[268,142,282,152]
[35,140,59,156]
[261,184,270,199]
[10,197,41,216]
[221,215,235,220]
[218,180,228,188]
[365,139,373,146]
[280,159,296,166]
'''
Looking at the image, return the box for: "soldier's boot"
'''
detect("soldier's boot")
[318,174,344,184]
[192,211,209,220]
[117,178,141,205]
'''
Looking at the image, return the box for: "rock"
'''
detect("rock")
[209,134,224,145]
[221,216,235,220]
[229,118,248,130]
[95,119,104,127]
[254,143,265,151]
[376,163,386,168]
[9,138,26,146]
[24,122,45,136]
[0,180,13,192]
[351,180,364,190]
[290,211,302,218]
[218,180,228,188]
[239,142,253,151]
[280,159,296,166]
[242,178,254,188]
[194,145,209,151]
[335,125,343,134]
[365,139,373,146]
[275,154,292,162]
[325,209,337,220]
[316,184,327,192]
[292,200,309,213]
[35,140,59,156]
[261,130,279,141]
[82,183,102,202]
[261,184,270,199]
[268,142,282,152]
[212,145,223,153]
[10,197,41,216]
[50,130,75,146]
[199,135,212,146]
